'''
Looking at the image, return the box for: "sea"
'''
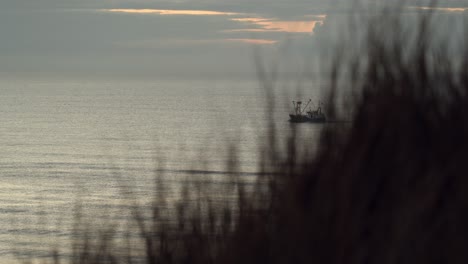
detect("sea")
[0,78,326,262]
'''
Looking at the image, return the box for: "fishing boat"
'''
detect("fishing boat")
[289,99,326,123]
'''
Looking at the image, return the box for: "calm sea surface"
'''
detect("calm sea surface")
[0,79,325,262]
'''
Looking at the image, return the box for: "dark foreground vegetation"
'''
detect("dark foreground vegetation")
[44,4,468,264]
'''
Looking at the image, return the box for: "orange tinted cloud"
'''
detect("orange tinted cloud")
[225,38,277,45]
[229,17,324,33]
[105,9,240,16]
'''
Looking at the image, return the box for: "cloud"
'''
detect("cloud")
[410,6,468,12]
[104,9,241,16]
[228,17,325,34]
[103,8,326,34]
[305,14,327,19]
[102,8,326,38]
[0,1,333,79]
[115,38,277,49]
[225,38,277,45]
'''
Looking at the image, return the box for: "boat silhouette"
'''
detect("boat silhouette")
[289,99,326,123]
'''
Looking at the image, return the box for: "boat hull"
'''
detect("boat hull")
[289,114,310,123]
[289,114,326,123]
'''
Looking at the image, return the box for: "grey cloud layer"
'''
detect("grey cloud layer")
[0,0,466,79]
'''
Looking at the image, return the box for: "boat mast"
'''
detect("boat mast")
[293,101,302,115]
[302,99,312,113]
[318,100,323,113]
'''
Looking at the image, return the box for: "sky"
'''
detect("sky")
[0,0,466,80]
